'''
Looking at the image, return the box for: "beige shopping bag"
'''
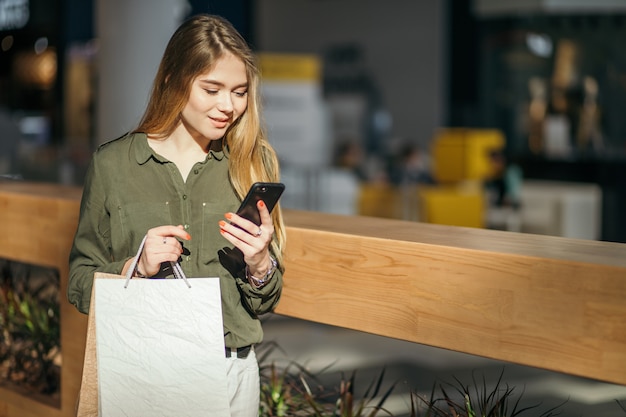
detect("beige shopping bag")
[75,272,115,417]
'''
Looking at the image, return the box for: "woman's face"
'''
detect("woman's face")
[181,52,249,141]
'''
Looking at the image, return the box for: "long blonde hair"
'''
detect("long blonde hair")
[134,14,286,265]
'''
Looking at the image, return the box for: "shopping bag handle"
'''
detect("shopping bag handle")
[124,235,191,289]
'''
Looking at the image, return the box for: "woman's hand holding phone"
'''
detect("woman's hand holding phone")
[219,182,284,279]
[219,200,275,276]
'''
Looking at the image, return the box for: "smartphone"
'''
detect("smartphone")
[236,182,285,226]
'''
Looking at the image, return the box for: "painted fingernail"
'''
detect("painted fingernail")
[225,213,233,220]
[258,201,265,208]
[219,220,226,227]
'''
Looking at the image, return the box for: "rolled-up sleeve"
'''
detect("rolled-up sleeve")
[239,267,283,315]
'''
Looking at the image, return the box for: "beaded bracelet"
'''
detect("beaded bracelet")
[246,256,277,288]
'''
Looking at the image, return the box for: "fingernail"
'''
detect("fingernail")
[186,234,192,240]
[225,213,232,220]
[258,201,265,208]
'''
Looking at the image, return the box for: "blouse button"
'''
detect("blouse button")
[194,169,199,175]
[182,194,187,200]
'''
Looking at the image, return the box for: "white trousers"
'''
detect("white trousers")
[225,347,260,417]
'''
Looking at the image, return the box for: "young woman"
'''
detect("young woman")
[68,14,285,415]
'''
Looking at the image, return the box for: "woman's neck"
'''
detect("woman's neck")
[147,128,221,181]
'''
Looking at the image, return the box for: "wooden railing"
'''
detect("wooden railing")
[0,182,84,417]
[1,181,625,417]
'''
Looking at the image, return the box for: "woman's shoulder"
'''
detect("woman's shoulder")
[97,132,142,150]
[87,132,149,174]
[93,132,146,158]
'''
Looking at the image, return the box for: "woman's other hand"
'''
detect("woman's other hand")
[136,225,191,277]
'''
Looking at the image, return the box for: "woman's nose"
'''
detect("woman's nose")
[216,92,233,112]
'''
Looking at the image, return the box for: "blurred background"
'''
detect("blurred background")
[2,1,626,415]
[2,0,626,243]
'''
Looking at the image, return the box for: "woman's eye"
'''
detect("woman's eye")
[234,90,248,98]
[204,89,218,95]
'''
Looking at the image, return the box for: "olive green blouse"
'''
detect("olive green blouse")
[68,132,283,348]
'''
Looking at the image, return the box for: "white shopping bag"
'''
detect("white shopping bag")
[93,276,229,416]
[76,235,231,416]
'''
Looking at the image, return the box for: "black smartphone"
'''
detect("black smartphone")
[236,182,285,226]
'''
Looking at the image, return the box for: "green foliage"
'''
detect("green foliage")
[409,368,566,417]
[258,341,315,416]
[257,338,626,417]
[328,369,397,417]
[257,341,397,417]
[0,259,60,395]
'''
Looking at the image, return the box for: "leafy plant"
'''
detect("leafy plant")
[409,367,566,417]
[0,259,60,396]
[326,369,397,417]
[257,340,397,417]
[258,340,318,416]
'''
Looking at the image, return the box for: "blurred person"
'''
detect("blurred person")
[334,139,368,181]
[67,14,285,416]
[389,143,434,186]
[485,150,522,209]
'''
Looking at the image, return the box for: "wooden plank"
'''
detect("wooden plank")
[0,182,83,417]
[0,181,625,417]
[0,387,60,417]
[277,210,626,386]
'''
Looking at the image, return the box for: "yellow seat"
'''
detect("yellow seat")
[418,185,485,228]
[358,183,402,219]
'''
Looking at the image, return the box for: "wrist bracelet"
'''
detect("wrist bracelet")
[246,256,277,288]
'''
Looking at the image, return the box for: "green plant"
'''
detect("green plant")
[0,259,60,395]
[409,368,566,417]
[258,341,317,416]
[257,340,397,417]
[323,369,397,417]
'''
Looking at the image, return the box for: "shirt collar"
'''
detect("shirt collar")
[208,138,226,161]
[132,133,157,164]
[132,132,227,164]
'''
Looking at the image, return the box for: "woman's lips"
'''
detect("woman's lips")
[210,116,229,128]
